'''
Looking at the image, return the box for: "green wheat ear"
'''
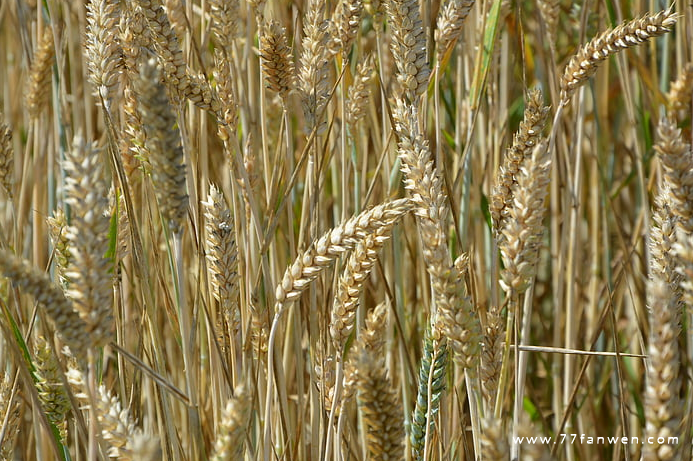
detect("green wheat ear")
[411,333,448,461]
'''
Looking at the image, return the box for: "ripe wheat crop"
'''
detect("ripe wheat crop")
[0,1,691,460]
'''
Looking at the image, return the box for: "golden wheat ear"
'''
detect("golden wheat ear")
[560,7,676,103]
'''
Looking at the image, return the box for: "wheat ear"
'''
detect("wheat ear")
[33,336,70,440]
[203,184,240,336]
[386,0,430,101]
[0,250,91,358]
[209,0,240,55]
[259,20,295,103]
[666,63,693,115]
[298,0,332,135]
[62,137,114,348]
[134,58,189,233]
[355,347,404,460]
[0,374,21,460]
[332,0,363,57]
[25,26,55,118]
[0,115,14,199]
[85,0,122,106]
[209,386,251,461]
[345,55,374,128]
[394,101,481,368]
[67,367,160,460]
[435,0,475,56]
[490,89,549,239]
[560,7,676,103]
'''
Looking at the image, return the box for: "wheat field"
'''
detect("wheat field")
[0,0,691,460]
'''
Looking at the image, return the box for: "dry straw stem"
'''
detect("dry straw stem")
[66,367,160,460]
[298,0,332,135]
[330,227,392,350]
[394,101,481,369]
[25,26,55,118]
[210,387,251,461]
[332,0,364,56]
[666,63,693,114]
[560,7,676,103]
[274,198,412,310]
[85,0,123,105]
[0,116,14,199]
[490,89,549,240]
[642,278,682,461]
[203,184,240,334]
[355,348,404,460]
[435,0,475,56]
[134,58,189,233]
[62,138,114,348]
[345,55,373,127]
[0,250,93,358]
[386,0,430,101]
[654,117,693,233]
[499,141,551,295]
[0,374,21,460]
[259,20,295,102]
[33,336,70,440]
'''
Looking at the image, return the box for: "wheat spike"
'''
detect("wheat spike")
[0,115,14,200]
[298,0,332,135]
[410,335,447,461]
[33,336,70,440]
[210,0,240,54]
[394,101,481,369]
[259,20,295,102]
[62,137,114,347]
[0,374,21,461]
[0,250,92,358]
[274,198,412,311]
[85,0,123,105]
[560,7,676,102]
[67,367,160,460]
[480,416,509,459]
[25,26,55,117]
[345,55,373,127]
[209,386,251,461]
[203,184,240,335]
[538,0,560,42]
[386,0,430,101]
[355,348,404,460]
[435,0,475,56]
[332,0,363,56]
[666,63,693,114]
[499,141,550,295]
[134,58,189,233]
[490,89,549,239]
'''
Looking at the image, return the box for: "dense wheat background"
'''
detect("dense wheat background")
[0,0,691,460]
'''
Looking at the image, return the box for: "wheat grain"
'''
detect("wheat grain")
[560,7,676,103]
